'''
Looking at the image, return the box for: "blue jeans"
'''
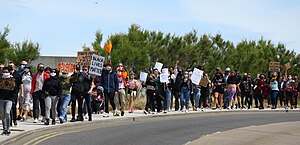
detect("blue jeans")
[271,90,278,107]
[60,94,71,120]
[0,100,12,132]
[193,88,201,108]
[165,90,172,110]
[180,87,190,110]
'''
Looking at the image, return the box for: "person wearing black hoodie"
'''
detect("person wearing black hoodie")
[174,67,183,111]
[42,69,61,125]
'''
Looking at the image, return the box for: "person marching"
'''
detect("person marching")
[42,69,61,125]
[0,67,16,135]
[19,65,33,121]
[212,67,225,109]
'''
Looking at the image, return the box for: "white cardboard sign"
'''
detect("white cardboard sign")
[89,54,105,76]
[191,68,203,85]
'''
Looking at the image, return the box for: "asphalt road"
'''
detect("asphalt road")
[11,112,300,145]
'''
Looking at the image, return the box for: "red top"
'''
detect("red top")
[30,72,50,94]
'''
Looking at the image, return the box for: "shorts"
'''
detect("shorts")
[214,87,224,94]
[128,89,137,97]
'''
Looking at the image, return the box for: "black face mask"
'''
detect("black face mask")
[225,72,229,75]
[8,65,13,71]
[39,68,44,73]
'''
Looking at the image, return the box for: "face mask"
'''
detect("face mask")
[106,66,111,71]
[24,68,30,72]
[225,72,229,75]
[50,72,56,77]
[20,65,25,69]
[288,77,292,80]
[62,74,68,78]
[39,68,44,73]
[8,65,13,71]
[2,73,11,78]
[83,70,88,74]
[184,74,189,78]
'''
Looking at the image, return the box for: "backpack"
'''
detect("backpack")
[72,73,85,93]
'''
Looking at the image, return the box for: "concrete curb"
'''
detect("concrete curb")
[1,109,300,145]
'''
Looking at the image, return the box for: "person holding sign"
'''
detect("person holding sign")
[284,75,295,109]
[0,67,15,135]
[179,71,193,112]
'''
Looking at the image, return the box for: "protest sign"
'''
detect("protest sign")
[0,78,15,91]
[191,68,203,85]
[89,54,105,76]
[269,61,280,72]
[199,78,209,87]
[58,62,76,73]
[139,72,148,82]
[160,68,169,83]
[77,51,98,66]
[160,74,168,83]
[154,62,163,72]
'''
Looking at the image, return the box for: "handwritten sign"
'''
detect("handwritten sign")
[199,77,209,87]
[269,61,280,72]
[77,51,98,66]
[0,78,15,91]
[139,72,148,82]
[89,54,105,76]
[191,68,203,85]
[58,62,76,73]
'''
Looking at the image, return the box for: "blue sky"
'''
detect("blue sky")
[1,0,300,56]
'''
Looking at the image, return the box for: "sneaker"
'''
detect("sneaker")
[52,119,56,125]
[13,121,18,126]
[84,114,88,119]
[59,118,64,124]
[41,117,46,122]
[1,131,7,135]
[70,118,76,122]
[103,113,109,117]
[33,118,38,123]
[143,110,148,115]
[121,111,124,116]
[44,119,49,125]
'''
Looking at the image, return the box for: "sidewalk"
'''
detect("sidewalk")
[1,107,300,144]
[187,121,300,145]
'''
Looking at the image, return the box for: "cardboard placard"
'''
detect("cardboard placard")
[139,72,148,82]
[0,78,15,91]
[160,74,168,83]
[89,54,105,76]
[58,62,76,73]
[191,68,203,85]
[269,61,280,72]
[199,77,209,87]
[77,51,98,66]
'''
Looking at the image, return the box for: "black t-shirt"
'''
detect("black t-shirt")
[227,76,238,85]
[12,71,23,93]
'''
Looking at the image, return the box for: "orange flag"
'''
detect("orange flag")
[104,40,112,54]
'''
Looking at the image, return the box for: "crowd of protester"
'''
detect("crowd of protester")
[0,60,298,136]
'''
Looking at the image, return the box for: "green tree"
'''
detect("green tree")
[7,40,40,66]
[0,27,10,64]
